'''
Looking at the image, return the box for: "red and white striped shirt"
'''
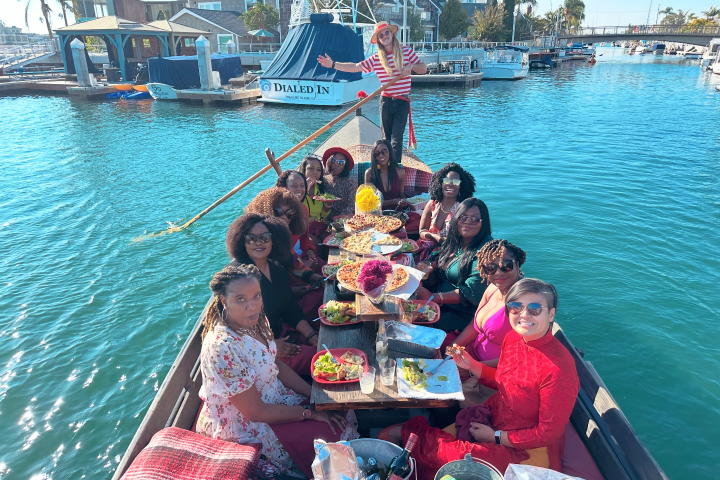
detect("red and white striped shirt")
[360,45,420,97]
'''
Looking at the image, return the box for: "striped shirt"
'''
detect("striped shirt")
[360,45,421,97]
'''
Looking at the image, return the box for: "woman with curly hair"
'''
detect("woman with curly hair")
[443,239,527,405]
[245,187,324,322]
[419,163,477,245]
[321,147,357,218]
[298,154,332,241]
[196,264,358,478]
[414,198,493,332]
[275,169,308,203]
[226,213,318,375]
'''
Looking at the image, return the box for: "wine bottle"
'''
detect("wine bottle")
[387,433,418,480]
[367,457,387,479]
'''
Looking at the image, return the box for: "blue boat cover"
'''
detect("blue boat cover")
[262,22,364,82]
[147,54,242,89]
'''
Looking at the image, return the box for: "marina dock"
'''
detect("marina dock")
[411,72,483,88]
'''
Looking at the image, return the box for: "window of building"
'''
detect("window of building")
[94,2,108,17]
[218,33,233,53]
[184,37,195,47]
[198,2,222,10]
[424,31,433,43]
[142,38,151,48]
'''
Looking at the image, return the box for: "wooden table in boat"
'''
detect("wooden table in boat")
[310,247,454,411]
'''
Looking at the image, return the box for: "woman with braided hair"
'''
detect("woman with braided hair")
[443,239,527,406]
[196,264,359,478]
[226,213,318,375]
[414,198,493,332]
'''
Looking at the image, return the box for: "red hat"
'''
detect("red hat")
[322,147,355,171]
[370,22,398,44]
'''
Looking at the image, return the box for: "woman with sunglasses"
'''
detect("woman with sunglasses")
[246,187,325,321]
[419,163,477,245]
[298,155,332,244]
[444,239,526,406]
[321,147,357,218]
[318,22,427,164]
[414,198,493,332]
[226,213,319,375]
[196,264,358,478]
[382,279,579,477]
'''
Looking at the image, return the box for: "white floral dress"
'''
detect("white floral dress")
[196,324,358,476]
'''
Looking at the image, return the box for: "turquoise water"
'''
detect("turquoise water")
[1,48,718,479]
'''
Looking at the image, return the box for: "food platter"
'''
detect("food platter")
[313,194,342,203]
[336,262,411,294]
[311,348,368,384]
[318,301,360,326]
[322,232,350,247]
[396,358,464,400]
[399,239,419,254]
[341,232,403,255]
[322,260,354,279]
[344,214,403,234]
[401,299,441,324]
[386,266,410,292]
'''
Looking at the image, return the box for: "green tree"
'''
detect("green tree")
[439,0,468,40]
[240,2,280,31]
[21,0,54,39]
[562,0,585,30]
[503,0,516,39]
[353,0,379,25]
[407,6,426,42]
[56,0,78,27]
[468,2,508,41]
[703,6,720,20]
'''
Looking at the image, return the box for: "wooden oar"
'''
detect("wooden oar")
[136,74,404,241]
[265,148,282,176]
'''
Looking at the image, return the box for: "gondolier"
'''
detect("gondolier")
[318,22,427,163]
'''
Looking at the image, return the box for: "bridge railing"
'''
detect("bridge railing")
[408,40,530,52]
[562,24,720,37]
[0,40,56,68]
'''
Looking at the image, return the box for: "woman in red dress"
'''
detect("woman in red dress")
[385,278,579,477]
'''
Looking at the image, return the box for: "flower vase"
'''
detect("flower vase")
[365,282,388,305]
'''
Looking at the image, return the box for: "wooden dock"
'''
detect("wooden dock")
[175,87,261,104]
[0,79,78,95]
[411,72,483,88]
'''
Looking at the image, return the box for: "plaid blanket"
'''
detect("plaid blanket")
[121,427,260,480]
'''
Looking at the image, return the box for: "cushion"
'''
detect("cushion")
[562,423,604,480]
[121,427,260,480]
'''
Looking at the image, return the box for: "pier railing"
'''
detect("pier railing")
[0,40,57,69]
[408,41,531,52]
[561,24,720,37]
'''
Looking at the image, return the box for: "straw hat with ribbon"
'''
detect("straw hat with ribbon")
[370,22,399,44]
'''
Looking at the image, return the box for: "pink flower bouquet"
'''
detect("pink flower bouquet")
[358,260,394,304]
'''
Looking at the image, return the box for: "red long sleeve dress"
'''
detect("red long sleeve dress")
[401,328,579,478]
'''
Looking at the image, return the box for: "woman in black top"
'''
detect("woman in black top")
[226,213,318,375]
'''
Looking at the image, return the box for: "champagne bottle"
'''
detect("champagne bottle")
[367,457,387,479]
[387,433,418,480]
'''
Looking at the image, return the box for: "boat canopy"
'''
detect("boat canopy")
[487,45,529,52]
[262,18,364,82]
[147,54,242,90]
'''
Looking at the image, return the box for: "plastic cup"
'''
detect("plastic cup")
[380,359,396,386]
[359,367,376,394]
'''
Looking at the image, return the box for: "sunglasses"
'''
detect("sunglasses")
[507,302,547,316]
[245,232,272,245]
[442,178,461,186]
[273,207,296,219]
[378,29,393,38]
[330,157,346,166]
[374,149,389,157]
[481,259,515,275]
[458,215,482,225]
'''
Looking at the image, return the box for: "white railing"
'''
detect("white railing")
[0,39,57,69]
[409,40,531,52]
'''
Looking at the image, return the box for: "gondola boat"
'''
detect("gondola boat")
[112,112,668,480]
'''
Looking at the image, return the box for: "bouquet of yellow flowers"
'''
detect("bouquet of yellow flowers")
[355,184,382,215]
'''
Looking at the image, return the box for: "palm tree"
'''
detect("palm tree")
[562,0,585,31]
[56,0,78,27]
[702,6,720,20]
[22,0,54,39]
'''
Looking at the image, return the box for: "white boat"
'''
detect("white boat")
[652,43,665,55]
[712,48,720,75]
[477,45,529,80]
[701,38,720,69]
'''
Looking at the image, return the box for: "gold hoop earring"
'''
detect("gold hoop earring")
[376,164,381,169]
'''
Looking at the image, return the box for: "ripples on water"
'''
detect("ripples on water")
[0,49,718,478]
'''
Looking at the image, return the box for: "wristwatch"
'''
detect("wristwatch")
[302,405,312,420]
[494,430,502,445]
[332,61,336,68]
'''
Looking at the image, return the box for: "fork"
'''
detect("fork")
[425,356,452,377]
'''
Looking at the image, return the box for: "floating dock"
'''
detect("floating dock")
[411,72,483,88]
[175,88,261,104]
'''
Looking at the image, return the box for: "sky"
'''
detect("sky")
[0,0,716,34]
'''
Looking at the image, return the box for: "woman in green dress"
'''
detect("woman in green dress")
[414,198,492,332]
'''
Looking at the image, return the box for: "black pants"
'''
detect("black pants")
[379,95,409,164]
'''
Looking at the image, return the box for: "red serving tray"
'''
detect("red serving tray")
[311,348,369,385]
[313,195,343,203]
[318,302,360,326]
[403,299,441,325]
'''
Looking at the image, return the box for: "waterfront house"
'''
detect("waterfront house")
[0,23,30,45]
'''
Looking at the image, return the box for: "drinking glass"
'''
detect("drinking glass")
[380,359,396,387]
[359,367,376,394]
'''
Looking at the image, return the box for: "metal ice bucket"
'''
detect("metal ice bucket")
[349,438,415,480]
[434,453,504,480]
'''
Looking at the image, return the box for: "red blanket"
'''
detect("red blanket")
[121,427,260,480]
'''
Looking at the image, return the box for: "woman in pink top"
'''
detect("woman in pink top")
[444,239,526,405]
[317,22,427,164]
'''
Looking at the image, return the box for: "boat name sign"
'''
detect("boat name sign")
[260,79,334,102]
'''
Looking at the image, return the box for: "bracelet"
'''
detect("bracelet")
[305,331,318,344]
[438,292,444,304]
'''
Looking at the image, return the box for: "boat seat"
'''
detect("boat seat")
[562,423,604,480]
[120,427,260,480]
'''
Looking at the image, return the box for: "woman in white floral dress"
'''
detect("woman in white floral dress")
[196,263,359,477]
